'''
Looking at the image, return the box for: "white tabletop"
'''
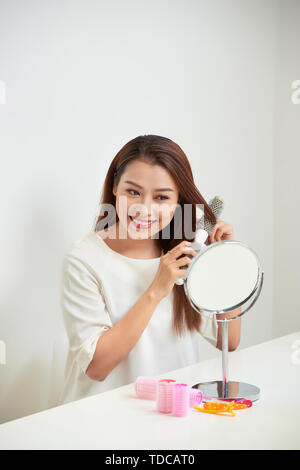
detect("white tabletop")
[0,331,299,450]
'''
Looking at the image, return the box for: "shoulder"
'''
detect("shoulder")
[64,231,98,254]
[62,231,104,279]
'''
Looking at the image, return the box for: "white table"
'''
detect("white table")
[0,331,299,450]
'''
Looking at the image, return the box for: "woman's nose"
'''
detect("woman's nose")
[137,197,157,219]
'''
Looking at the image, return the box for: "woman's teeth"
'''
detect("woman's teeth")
[129,216,157,228]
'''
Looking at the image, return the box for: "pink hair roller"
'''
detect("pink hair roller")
[172,383,190,417]
[157,379,176,414]
[189,388,203,407]
[134,376,203,409]
[135,376,159,400]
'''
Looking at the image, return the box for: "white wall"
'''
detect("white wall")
[273,0,300,338]
[0,0,279,424]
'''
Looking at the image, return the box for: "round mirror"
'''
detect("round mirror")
[181,240,264,401]
[184,240,262,320]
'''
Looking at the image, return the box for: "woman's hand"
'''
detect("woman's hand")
[148,240,197,301]
[208,218,234,243]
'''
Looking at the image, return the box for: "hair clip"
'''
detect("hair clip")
[194,398,252,417]
[218,398,253,408]
[194,400,236,417]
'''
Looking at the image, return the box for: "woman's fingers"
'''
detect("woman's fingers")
[168,241,192,259]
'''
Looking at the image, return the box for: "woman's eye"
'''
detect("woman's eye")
[126,189,139,196]
[126,189,169,200]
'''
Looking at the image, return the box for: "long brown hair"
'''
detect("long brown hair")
[93,135,217,337]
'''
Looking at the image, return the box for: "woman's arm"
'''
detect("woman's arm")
[216,307,242,351]
[86,287,162,381]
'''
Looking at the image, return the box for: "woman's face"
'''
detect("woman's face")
[113,160,179,239]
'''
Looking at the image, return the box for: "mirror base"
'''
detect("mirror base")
[192,380,260,402]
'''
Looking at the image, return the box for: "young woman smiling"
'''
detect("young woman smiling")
[60,134,240,405]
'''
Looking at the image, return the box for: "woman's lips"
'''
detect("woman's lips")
[129,216,158,228]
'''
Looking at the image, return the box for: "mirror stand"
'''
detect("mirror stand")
[192,320,261,402]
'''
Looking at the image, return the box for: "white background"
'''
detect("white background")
[0,0,299,424]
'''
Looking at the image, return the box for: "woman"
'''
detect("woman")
[59,134,240,405]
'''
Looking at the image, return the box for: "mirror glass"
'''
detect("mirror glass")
[186,241,260,312]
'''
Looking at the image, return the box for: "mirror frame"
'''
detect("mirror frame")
[183,240,264,323]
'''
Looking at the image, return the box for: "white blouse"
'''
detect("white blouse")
[59,230,218,405]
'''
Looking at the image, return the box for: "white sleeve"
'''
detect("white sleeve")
[60,253,113,375]
[199,312,219,348]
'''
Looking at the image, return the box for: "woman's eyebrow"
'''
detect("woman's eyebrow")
[124,180,174,192]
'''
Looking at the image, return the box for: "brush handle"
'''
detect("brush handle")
[175,196,224,285]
